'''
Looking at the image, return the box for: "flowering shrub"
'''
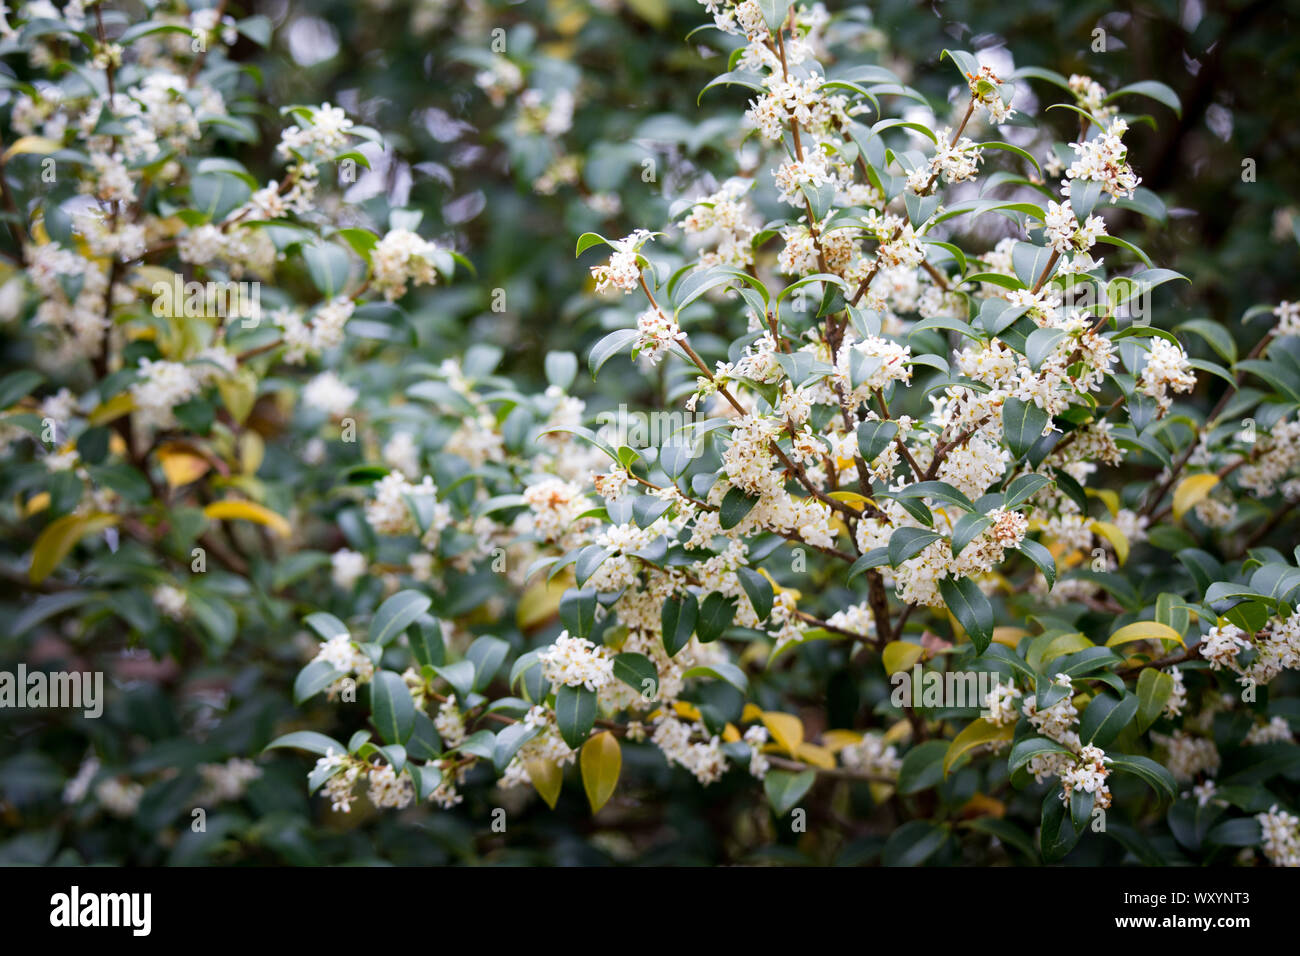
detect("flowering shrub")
[2,0,1298,866]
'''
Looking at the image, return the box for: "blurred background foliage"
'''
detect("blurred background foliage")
[2,0,1297,865]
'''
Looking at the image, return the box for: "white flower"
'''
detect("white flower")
[152,584,187,620]
[331,548,367,590]
[1256,804,1300,866]
[302,370,358,420]
[373,229,442,301]
[539,631,615,692]
[590,230,652,294]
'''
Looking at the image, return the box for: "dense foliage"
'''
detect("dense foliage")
[1,0,1297,866]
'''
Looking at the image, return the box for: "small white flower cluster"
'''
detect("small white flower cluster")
[1063,118,1141,201]
[840,732,902,776]
[590,230,653,294]
[1059,743,1113,810]
[743,724,770,779]
[434,695,467,748]
[966,65,1016,123]
[1020,675,1084,784]
[372,229,443,301]
[152,584,188,620]
[499,706,578,790]
[1256,804,1300,866]
[984,680,1022,726]
[650,712,727,785]
[312,634,375,691]
[1155,729,1220,782]
[634,307,685,365]
[1200,614,1300,685]
[1137,338,1197,416]
[1244,715,1294,745]
[1239,418,1300,498]
[302,370,359,419]
[195,758,262,804]
[538,631,615,692]
[1043,200,1106,255]
[364,470,450,544]
[275,298,356,364]
[330,549,368,590]
[130,358,202,429]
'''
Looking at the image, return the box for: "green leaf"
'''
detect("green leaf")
[1018,538,1057,590]
[846,547,889,583]
[369,590,432,646]
[682,662,748,694]
[1105,81,1182,118]
[589,329,640,378]
[612,652,658,699]
[856,419,898,462]
[559,588,598,640]
[763,768,815,816]
[938,576,994,652]
[492,722,541,773]
[661,592,698,657]
[719,486,759,529]
[1108,753,1177,803]
[554,684,597,749]
[897,740,950,795]
[1009,736,1074,775]
[293,659,342,704]
[371,670,415,745]
[889,527,942,567]
[263,731,345,756]
[1003,473,1051,509]
[882,821,950,866]
[696,592,737,642]
[950,513,991,557]
[1002,397,1050,460]
[304,611,350,641]
[1078,692,1138,748]
[1135,669,1174,733]
[736,567,773,621]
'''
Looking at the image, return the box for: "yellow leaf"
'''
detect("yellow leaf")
[882,719,911,745]
[1040,632,1096,665]
[524,758,563,809]
[758,567,800,600]
[828,490,876,511]
[741,703,765,723]
[761,711,803,756]
[579,731,621,813]
[959,793,1006,819]
[516,574,570,630]
[882,640,924,675]
[30,513,118,583]
[944,718,1014,777]
[1173,474,1220,522]
[992,626,1027,648]
[217,367,258,424]
[202,499,291,538]
[4,136,61,161]
[1085,487,1119,518]
[1106,620,1184,649]
[722,723,740,743]
[820,730,862,753]
[672,700,702,721]
[239,430,265,475]
[624,0,670,29]
[23,491,50,516]
[795,742,835,769]
[157,444,210,488]
[88,392,134,426]
[1090,519,1129,565]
